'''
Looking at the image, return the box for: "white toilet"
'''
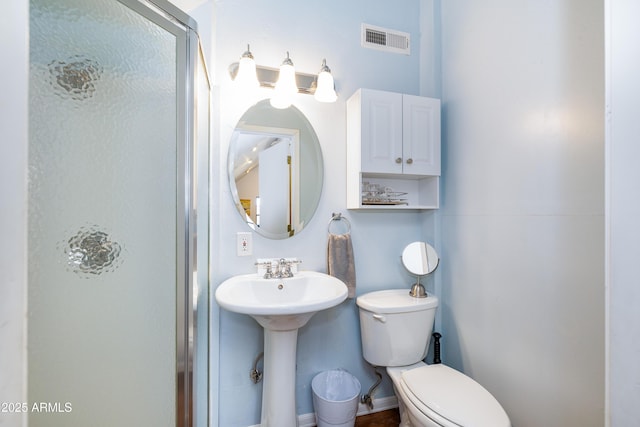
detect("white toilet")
[357,289,511,427]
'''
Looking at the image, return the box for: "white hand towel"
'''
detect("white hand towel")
[327,233,356,298]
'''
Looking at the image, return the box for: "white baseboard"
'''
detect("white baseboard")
[297,412,317,427]
[248,396,398,427]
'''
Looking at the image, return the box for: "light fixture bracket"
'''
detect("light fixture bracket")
[229,62,319,95]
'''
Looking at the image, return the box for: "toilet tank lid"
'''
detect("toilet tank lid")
[402,364,511,427]
[356,289,438,314]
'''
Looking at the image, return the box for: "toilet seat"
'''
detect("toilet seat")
[400,364,510,427]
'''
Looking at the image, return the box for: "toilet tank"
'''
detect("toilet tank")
[356,289,438,367]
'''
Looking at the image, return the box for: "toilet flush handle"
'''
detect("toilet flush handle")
[372,314,386,323]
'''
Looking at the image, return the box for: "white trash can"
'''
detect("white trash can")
[312,369,361,427]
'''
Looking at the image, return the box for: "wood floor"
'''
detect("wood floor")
[354,408,401,426]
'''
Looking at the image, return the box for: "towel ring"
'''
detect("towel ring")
[328,212,351,235]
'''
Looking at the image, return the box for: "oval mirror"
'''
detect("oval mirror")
[228,99,323,239]
[402,241,439,276]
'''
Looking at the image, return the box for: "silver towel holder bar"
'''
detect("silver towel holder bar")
[328,212,351,235]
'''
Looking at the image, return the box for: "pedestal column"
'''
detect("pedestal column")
[260,328,299,427]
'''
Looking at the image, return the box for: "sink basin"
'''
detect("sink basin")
[215,270,348,427]
[215,270,348,330]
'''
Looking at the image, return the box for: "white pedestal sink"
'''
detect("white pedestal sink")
[215,270,348,427]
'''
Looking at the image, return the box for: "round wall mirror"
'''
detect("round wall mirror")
[228,99,323,239]
[402,241,439,298]
[402,241,439,276]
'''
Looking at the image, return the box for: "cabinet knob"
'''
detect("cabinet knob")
[406,158,413,164]
[395,157,402,164]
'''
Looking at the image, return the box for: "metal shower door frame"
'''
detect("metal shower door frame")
[115,1,203,426]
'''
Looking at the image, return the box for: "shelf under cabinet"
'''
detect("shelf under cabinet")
[348,173,439,210]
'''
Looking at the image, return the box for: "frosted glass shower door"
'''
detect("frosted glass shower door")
[28,0,191,425]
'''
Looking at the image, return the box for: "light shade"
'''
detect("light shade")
[314,59,337,103]
[270,52,298,109]
[234,45,260,90]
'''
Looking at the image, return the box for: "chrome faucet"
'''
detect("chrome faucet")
[255,258,301,279]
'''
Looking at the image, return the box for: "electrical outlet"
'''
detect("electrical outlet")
[237,232,252,256]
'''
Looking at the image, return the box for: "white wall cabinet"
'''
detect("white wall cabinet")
[347,88,441,210]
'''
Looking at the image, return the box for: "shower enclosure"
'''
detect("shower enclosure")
[28,0,210,426]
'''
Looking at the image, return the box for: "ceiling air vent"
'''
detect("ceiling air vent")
[361,23,410,55]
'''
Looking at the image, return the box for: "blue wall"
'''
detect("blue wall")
[211,1,437,425]
[438,1,604,426]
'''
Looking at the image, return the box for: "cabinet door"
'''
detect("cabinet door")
[402,95,441,175]
[361,89,403,174]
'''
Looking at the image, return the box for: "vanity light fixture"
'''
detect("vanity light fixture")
[270,52,298,109]
[234,44,260,90]
[229,45,338,106]
[314,59,338,103]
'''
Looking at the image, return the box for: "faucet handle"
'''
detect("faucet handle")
[264,263,273,278]
[255,259,276,278]
[283,258,302,274]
